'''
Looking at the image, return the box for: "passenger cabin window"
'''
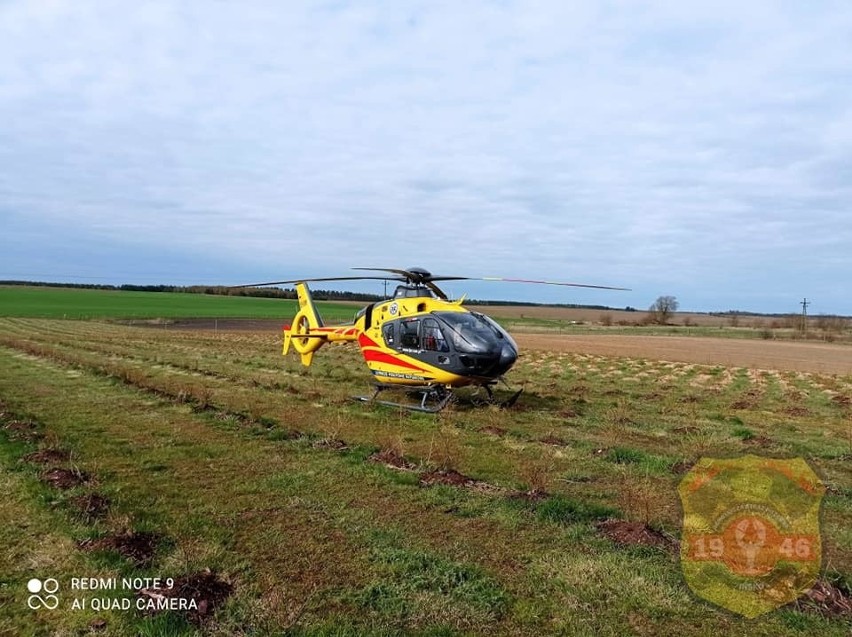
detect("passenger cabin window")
[400,319,420,349]
[421,318,449,352]
[383,323,395,346]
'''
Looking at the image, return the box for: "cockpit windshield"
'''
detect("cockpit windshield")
[433,311,516,354]
[479,313,518,350]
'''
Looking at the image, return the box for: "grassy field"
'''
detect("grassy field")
[0,317,850,635]
[0,286,357,321]
[3,287,850,345]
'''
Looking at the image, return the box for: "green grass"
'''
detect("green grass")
[0,285,358,321]
[350,533,509,625]
[0,318,850,635]
[535,495,618,525]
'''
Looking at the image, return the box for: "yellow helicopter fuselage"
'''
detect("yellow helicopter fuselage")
[283,282,518,388]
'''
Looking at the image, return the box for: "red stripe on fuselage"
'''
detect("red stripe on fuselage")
[362,349,425,371]
[358,333,380,349]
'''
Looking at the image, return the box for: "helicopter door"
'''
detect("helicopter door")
[399,319,420,350]
[420,318,449,352]
[390,317,452,369]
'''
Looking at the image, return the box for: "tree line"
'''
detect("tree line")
[0,280,383,302]
[2,280,637,309]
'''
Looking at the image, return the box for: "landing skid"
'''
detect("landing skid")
[354,382,523,413]
[354,383,455,413]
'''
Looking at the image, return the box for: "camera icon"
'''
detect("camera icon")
[27,578,60,610]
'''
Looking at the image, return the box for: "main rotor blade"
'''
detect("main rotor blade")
[232,276,402,288]
[478,277,631,291]
[419,276,471,282]
[423,280,449,300]
[352,267,418,279]
[236,269,629,292]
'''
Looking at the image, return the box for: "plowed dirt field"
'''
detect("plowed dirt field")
[514,334,852,375]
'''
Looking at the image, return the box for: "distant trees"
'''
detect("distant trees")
[648,295,679,325]
[0,280,384,302]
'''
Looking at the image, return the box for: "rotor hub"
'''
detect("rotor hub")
[405,267,432,283]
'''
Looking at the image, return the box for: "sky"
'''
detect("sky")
[2,1,851,314]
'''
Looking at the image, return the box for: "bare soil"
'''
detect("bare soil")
[744,435,774,448]
[312,438,349,451]
[596,520,673,549]
[79,531,161,566]
[70,493,111,520]
[139,569,233,624]
[419,469,473,487]
[24,448,70,464]
[88,619,107,631]
[2,419,41,442]
[368,449,417,471]
[670,460,693,475]
[419,469,507,496]
[41,467,88,489]
[515,334,852,375]
[795,579,852,618]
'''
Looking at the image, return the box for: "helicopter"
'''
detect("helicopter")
[240,267,628,412]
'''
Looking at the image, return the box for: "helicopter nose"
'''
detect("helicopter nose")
[496,343,518,375]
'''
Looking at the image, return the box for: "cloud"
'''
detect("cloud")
[1,1,851,311]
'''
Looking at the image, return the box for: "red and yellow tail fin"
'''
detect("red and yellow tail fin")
[282,283,358,366]
[283,283,325,366]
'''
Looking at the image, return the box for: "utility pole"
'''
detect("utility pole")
[800,298,809,335]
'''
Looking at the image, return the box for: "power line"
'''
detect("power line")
[800,297,809,334]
